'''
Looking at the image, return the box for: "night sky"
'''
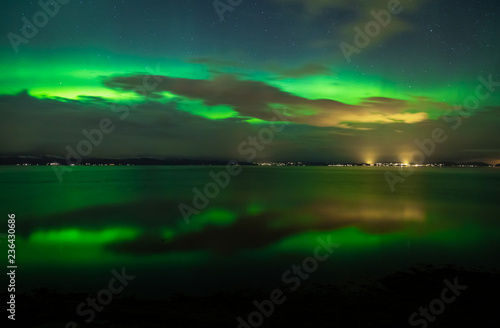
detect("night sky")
[1,0,499,163]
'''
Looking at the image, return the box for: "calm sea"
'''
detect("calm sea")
[1,166,499,296]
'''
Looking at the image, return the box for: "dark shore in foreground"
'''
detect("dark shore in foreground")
[9,265,500,328]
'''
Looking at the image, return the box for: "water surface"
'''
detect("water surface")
[1,166,499,296]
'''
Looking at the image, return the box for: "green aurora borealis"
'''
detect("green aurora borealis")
[1,0,500,163]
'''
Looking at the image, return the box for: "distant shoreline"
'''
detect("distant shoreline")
[0,157,498,167]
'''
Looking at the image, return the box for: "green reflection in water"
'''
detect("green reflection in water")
[29,227,140,244]
[1,166,498,294]
[162,228,176,240]
[178,208,237,233]
[246,203,265,215]
[271,227,387,252]
[269,222,488,257]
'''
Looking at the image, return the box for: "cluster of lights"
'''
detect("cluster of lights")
[367,163,444,167]
[257,162,305,166]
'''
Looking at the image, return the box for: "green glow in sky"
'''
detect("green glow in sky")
[3,50,495,121]
[177,99,239,120]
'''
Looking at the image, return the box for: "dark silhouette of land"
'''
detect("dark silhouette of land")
[0,156,496,167]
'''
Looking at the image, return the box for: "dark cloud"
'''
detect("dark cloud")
[273,0,429,21]
[279,0,430,53]
[0,91,254,160]
[104,74,315,122]
[190,57,333,79]
[104,73,435,127]
[0,88,499,164]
